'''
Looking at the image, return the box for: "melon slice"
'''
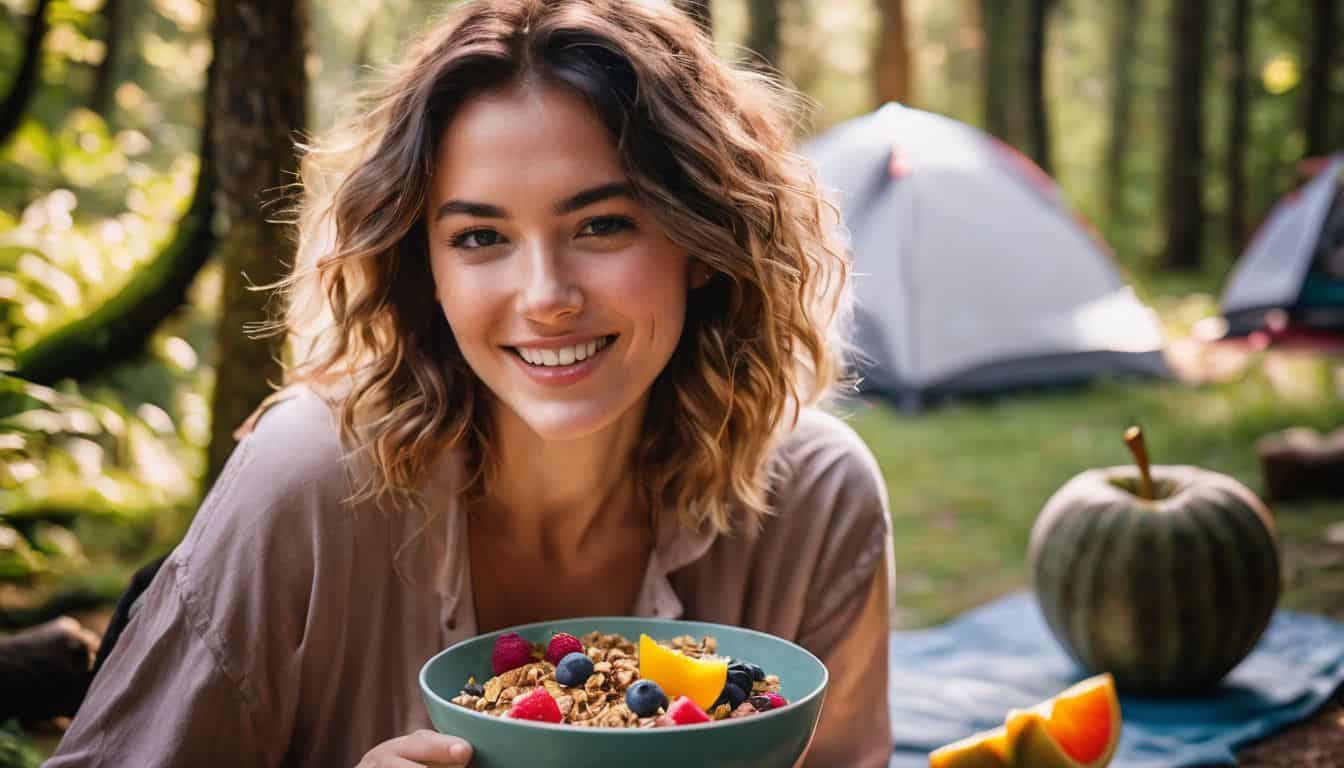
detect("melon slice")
[928,674,1121,768]
[637,634,728,711]
[927,724,1012,768]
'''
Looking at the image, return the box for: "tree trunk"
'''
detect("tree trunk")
[91,0,122,115]
[0,0,53,145]
[874,0,914,105]
[206,0,308,485]
[978,0,1016,145]
[980,0,1049,170]
[980,0,1028,150]
[1226,0,1251,251]
[678,0,712,36]
[1103,0,1143,238]
[1301,0,1337,158]
[745,0,781,70]
[1161,0,1208,271]
[1024,0,1052,173]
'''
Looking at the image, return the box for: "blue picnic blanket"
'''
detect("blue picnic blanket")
[888,592,1344,768]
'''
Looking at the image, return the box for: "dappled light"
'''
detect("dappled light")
[1,0,1342,765]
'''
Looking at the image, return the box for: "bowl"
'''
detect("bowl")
[420,617,828,768]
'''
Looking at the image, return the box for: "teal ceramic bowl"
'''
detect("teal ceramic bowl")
[420,617,828,768]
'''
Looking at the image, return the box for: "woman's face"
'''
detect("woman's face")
[427,83,691,442]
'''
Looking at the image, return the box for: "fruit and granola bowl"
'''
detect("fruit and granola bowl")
[419,618,828,768]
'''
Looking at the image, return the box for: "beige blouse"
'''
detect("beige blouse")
[47,388,893,767]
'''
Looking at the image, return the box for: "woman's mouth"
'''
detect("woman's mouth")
[505,334,617,386]
[509,334,615,367]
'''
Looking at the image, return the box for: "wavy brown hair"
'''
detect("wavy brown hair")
[268,0,852,533]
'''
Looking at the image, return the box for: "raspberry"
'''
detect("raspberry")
[492,632,534,675]
[665,695,712,725]
[544,632,584,665]
[505,688,563,723]
[764,692,788,709]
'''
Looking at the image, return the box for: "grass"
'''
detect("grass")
[845,357,1344,629]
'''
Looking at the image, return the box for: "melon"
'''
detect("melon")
[929,674,1121,768]
[1028,428,1281,693]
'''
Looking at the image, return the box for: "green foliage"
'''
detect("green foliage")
[0,2,1341,760]
[850,350,1344,628]
[0,720,41,768]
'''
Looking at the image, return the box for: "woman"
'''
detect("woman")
[49,1,893,765]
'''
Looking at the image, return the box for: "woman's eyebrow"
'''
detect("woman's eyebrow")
[553,181,634,215]
[433,181,634,223]
[434,200,507,221]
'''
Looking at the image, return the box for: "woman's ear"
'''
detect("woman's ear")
[688,260,712,290]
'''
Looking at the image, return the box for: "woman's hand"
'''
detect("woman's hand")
[356,729,473,768]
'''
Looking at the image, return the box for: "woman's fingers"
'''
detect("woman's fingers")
[362,757,422,768]
[391,730,473,766]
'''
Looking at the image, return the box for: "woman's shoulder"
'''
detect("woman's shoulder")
[234,386,348,488]
[771,407,887,509]
[173,388,354,565]
[758,407,891,551]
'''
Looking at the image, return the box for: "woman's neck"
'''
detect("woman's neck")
[476,401,650,556]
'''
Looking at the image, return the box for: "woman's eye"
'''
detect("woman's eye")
[450,229,506,249]
[578,216,637,238]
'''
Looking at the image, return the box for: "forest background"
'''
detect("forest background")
[0,0,1342,763]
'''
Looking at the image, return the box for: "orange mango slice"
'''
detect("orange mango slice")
[927,724,1012,768]
[929,674,1121,768]
[637,634,728,711]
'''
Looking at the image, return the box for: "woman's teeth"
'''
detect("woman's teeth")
[515,336,611,367]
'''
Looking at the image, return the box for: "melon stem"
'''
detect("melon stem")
[1124,426,1155,500]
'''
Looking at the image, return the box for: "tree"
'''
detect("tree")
[1301,0,1338,158]
[1161,0,1209,271]
[14,5,218,385]
[1103,0,1143,239]
[979,0,1053,172]
[0,0,53,146]
[745,0,781,70]
[980,0,1027,149]
[90,0,123,115]
[677,0,712,36]
[1226,0,1251,250]
[874,0,914,105]
[13,138,216,384]
[1024,0,1052,173]
[206,0,308,484]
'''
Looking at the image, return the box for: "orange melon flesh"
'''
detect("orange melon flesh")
[1044,675,1118,764]
[637,634,728,711]
[928,725,1011,768]
[928,674,1121,768]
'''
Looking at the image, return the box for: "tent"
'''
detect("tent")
[801,103,1171,409]
[1220,153,1344,337]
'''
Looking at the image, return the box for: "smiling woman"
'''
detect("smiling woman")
[46,2,894,767]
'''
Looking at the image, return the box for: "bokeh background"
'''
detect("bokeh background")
[1,0,1342,763]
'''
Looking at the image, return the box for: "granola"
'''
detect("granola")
[450,630,785,727]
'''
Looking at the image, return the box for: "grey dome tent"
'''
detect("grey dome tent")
[1220,153,1344,336]
[802,103,1171,409]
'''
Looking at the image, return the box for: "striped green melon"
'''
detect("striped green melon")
[1028,465,1281,694]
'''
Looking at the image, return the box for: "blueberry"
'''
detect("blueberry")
[727,669,753,693]
[462,682,485,697]
[554,651,594,687]
[624,679,668,717]
[749,695,773,711]
[716,682,748,710]
[729,661,765,682]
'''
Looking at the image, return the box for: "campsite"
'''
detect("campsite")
[1,1,1343,766]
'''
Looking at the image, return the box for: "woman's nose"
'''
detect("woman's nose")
[516,242,583,323]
